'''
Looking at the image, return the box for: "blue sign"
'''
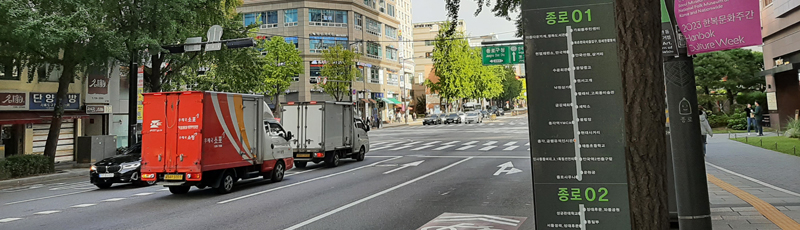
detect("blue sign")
[29,93,81,110]
[372,93,384,98]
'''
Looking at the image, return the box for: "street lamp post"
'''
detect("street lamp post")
[400,57,413,124]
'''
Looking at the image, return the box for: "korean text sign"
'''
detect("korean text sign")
[674,0,761,55]
[29,93,81,110]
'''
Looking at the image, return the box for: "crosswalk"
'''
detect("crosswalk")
[390,121,530,130]
[370,140,531,152]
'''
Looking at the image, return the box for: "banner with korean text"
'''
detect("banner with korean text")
[674,0,762,55]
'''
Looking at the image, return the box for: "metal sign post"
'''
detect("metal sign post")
[523,0,632,229]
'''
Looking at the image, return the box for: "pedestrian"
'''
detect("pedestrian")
[699,106,714,155]
[744,104,755,135]
[754,101,764,136]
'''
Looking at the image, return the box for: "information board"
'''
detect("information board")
[522,0,632,229]
[482,45,525,65]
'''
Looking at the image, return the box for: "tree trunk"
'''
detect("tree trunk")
[616,0,670,229]
[43,62,76,165]
[148,54,164,92]
[726,89,734,113]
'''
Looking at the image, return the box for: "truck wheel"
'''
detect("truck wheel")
[295,161,307,168]
[169,186,191,194]
[270,161,285,182]
[216,172,235,194]
[325,152,340,167]
[355,147,366,162]
[95,183,112,189]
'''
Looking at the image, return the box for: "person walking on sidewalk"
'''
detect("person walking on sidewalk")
[754,102,764,136]
[745,104,755,135]
[699,106,714,155]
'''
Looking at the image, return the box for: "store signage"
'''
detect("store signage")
[661,0,679,56]
[674,0,761,55]
[86,105,112,114]
[523,0,632,229]
[29,93,81,110]
[86,71,110,104]
[137,66,144,123]
[0,92,28,111]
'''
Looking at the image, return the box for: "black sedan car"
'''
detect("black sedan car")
[443,113,462,124]
[90,143,155,189]
[423,114,443,125]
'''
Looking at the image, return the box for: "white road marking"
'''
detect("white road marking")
[427,141,442,145]
[0,218,22,223]
[383,160,424,175]
[412,145,433,151]
[159,188,170,191]
[525,142,530,146]
[283,157,473,230]
[71,204,96,208]
[456,145,475,151]
[407,155,530,159]
[219,157,402,204]
[528,148,531,150]
[706,162,800,197]
[102,198,127,202]
[484,141,497,146]
[34,210,61,215]
[503,146,519,151]
[4,190,92,205]
[504,141,518,146]
[133,192,154,196]
[390,145,412,150]
[479,146,497,151]
[443,141,460,145]
[463,141,478,145]
[433,145,454,150]
[494,162,523,176]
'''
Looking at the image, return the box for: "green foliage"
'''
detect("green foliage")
[785,118,800,139]
[414,95,427,114]
[319,45,360,101]
[694,49,765,111]
[736,91,767,110]
[727,111,748,130]
[259,36,304,96]
[498,67,523,101]
[707,112,730,128]
[0,155,55,180]
[428,22,476,104]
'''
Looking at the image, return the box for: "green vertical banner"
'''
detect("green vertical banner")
[661,0,679,56]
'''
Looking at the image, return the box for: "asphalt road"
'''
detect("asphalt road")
[0,116,534,230]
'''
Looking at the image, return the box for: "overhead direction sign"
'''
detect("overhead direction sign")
[482,45,525,66]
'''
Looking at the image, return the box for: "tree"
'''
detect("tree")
[469,50,504,103]
[446,0,669,228]
[497,66,521,105]
[259,36,304,103]
[426,21,476,112]
[319,45,360,101]
[8,0,121,164]
[694,49,765,112]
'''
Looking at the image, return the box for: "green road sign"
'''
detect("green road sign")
[482,45,525,65]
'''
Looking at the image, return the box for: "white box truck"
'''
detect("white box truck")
[281,101,370,167]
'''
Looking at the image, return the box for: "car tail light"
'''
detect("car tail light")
[309,101,317,105]
[186,172,202,181]
[315,152,324,158]
[141,173,156,180]
[288,102,295,105]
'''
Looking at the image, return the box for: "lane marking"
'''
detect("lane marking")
[456,145,475,151]
[433,145,454,151]
[706,163,800,197]
[412,145,433,151]
[34,210,60,215]
[0,218,22,223]
[383,161,424,175]
[410,155,530,159]
[218,157,402,204]
[390,145,412,151]
[443,141,460,145]
[484,141,497,146]
[504,141,517,146]
[463,141,478,145]
[133,192,154,196]
[71,203,96,208]
[4,190,92,205]
[503,146,519,151]
[427,141,442,145]
[159,188,170,191]
[479,146,497,151]
[283,157,474,230]
[707,174,800,229]
[102,198,127,202]
[525,142,530,146]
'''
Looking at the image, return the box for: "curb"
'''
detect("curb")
[0,169,88,190]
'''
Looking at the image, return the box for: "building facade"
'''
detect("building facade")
[760,0,800,128]
[412,20,466,114]
[238,0,411,123]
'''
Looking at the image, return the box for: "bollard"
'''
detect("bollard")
[775,142,778,150]
[795,146,797,155]
[760,139,763,147]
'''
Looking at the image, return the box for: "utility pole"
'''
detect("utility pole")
[128,51,138,147]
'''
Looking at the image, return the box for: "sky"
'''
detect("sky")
[411,0,519,40]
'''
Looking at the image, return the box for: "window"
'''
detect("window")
[266,11,278,25]
[387,70,399,86]
[366,17,382,36]
[370,67,380,84]
[244,12,260,27]
[425,52,433,58]
[284,9,298,27]
[367,42,382,59]
[0,61,20,80]
[364,0,376,9]
[309,36,348,53]
[266,122,286,137]
[379,0,386,13]
[309,9,348,27]
[355,13,363,30]
[36,64,62,82]
[385,47,398,61]
[284,37,299,49]
[387,4,396,17]
[385,25,397,39]
[424,40,435,46]
[244,11,277,28]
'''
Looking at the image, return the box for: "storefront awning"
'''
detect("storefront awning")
[383,98,402,105]
[360,99,377,104]
[0,111,88,125]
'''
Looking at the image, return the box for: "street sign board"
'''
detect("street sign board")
[661,0,679,56]
[674,0,761,55]
[205,25,223,51]
[482,45,525,65]
[523,0,632,229]
[184,37,202,52]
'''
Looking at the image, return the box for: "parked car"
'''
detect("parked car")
[465,111,483,123]
[423,114,443,125]
[444,113,462,124]
[90,143,155,189]
[456,112,467,121]
[491,108,505,116]
[480,110,490,118]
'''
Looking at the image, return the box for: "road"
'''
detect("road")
[0,116,534,230]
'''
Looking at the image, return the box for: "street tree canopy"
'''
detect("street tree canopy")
[319,45,360,102]
[694,49,765,112]
[426,21,476,110]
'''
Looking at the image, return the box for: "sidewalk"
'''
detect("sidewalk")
[0,168,87,190]
[706,136,800,229]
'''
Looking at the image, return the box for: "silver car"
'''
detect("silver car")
[465,111,482,123]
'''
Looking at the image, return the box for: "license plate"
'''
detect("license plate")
[98,173,114,178]
[296,154,311,158]
[164,174,184,180]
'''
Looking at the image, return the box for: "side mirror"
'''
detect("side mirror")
[364,126,371,132]
[286,131,293,140]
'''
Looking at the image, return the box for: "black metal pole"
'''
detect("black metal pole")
[665,54,712,230]
[128,51,138,146]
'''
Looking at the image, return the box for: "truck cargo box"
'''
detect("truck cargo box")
[282,101,369,167]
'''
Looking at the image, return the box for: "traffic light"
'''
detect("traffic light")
[225,38,256,49]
